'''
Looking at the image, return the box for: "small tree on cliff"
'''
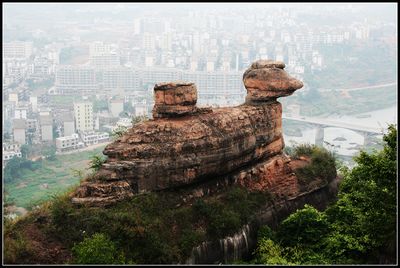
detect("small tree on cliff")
[324,124,397,263]
[89,155,106,171]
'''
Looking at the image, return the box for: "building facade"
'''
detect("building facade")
[74,102,94,132]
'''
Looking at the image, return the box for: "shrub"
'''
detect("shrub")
[277,204,329,248]
[254,238,290,265]
[89,155,106,171]
[292,144,337,185]
[72,233,125,264]
[4,232,33,264]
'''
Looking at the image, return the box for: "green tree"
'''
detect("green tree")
[324,124,397,262]
[277,204,329,248]
[254,238,290,265]
[72,233,125,264]
[252,125,397,264]
[89,155,106,171]
[42,145,56,161]
[4,157,23,182]
[20,144,30,159]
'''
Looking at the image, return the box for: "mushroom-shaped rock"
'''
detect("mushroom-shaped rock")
[243,59,303,104]
[153,81,198,119]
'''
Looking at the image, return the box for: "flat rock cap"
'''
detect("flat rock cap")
[154,81,194,91]
[251,59,285,69]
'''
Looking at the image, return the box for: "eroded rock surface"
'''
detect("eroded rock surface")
[243,59,303,104]
[71,60,304,206]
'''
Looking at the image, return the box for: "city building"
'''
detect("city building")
[102,67,140,93]
[12,118,26,145]
[79,131,110,146]
[14,103,31,119]
[3,150,22,161]
[60,112,75,136]
[74,102,94,132]
[39,115,53,142]
[55,65,98,95]
[55,133,82,152]
[3,41,33,59]
[109,98,124,117]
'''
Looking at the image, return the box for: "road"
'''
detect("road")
[317,82,397,92]
[56,141,109,156]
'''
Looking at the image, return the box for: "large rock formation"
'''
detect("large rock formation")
[71,60,304,206]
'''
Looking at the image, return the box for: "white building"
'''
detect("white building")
[79,131,109,146]
[134,103,148,117]
[39,115,53,142]
[29,96,38,112]
[74,102,94,132]
[3,41,33,59]
[60,113,75,136]
[13,118,26,145]
[3,151,22,161]
[2,142,22,161]
[102,67,140,93]
[3,142,21,152]
[55,65,98,95]
[109,99,124,117]
[55,133,81,152]
[8,92,19,105]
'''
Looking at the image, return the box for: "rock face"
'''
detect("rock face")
[71,60,304,206]
[243,59,303,104]
[152,81,198,118]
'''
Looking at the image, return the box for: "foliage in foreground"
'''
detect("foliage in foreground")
[72,233,126,264]
[46,186,269,264]
[252,125,397,264]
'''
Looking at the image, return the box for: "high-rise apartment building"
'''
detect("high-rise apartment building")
[3,41,33,59]
[55,65,98,95]
[74,102,94,132]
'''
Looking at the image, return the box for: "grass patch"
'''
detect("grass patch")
[4,146,106,210]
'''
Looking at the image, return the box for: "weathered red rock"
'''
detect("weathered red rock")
[71,60,304,206]
[243,59,303,103]
[153,81,198,118]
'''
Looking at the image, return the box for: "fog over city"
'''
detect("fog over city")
[2,3,397,214]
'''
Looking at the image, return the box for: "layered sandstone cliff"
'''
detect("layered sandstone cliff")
[71,60,304,206]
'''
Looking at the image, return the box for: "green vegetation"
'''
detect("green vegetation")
[4,146,106,209]
[296,85,397,117]
[3,157,42,183]
[42,145,56,161]
[131,114,148,125]
[3,218,34,264]
[305,42,396,89]
[251,125,397,264]
[286,144,337,190]
[4,185,270,264]
[89,154,107,171]
[72,233,126,264]
[111,125,128,139]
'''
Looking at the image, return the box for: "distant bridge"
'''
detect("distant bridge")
[282,114,383,146]
[317,82,397,93]
[282,115,382,134]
